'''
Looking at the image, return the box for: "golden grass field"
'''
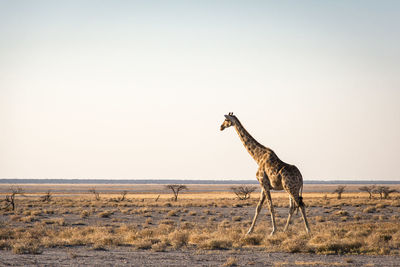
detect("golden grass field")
[0,183,399,266]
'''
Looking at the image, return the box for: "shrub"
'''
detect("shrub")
[169,230,189,249]
[363,207,376,213]
[311,239,362,254]
[80,210,90,218]
[151,241,167,252]
[232,216,242,222]
[135,239,153,250]
[167,210,178,217]
[199,239,233,250]
[223,257,238,267]
[12,241,43,255]
[160,220,175,226]
[335,210,349,216]
[333,186,345,200]
[230,186,256,200]
[98,211,112,218]
[241,234,264,246]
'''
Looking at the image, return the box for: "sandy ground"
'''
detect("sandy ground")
[1,183,400,266]
[0,247,399,267]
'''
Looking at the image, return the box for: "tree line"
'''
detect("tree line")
[333,185,398,199]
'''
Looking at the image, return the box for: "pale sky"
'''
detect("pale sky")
[1,1,399,180]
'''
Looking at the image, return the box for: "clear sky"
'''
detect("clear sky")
[1,1,399,180]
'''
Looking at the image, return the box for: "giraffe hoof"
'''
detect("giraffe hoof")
[269,230,276,236]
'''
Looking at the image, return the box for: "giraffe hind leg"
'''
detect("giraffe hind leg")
[291,194,311,234]
[283,196,295,232]
[298,198,310,233]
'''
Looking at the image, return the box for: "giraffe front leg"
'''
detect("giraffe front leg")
[265,189,276,235]
[246,190,266,235]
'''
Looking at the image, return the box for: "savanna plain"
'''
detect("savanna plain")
[0,183,400,267]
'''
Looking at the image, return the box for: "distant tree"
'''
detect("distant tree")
[359,185,376,199]
[165,185,188,201]
[382,187,398,199]
[40,190,52,202]
[231,186,257,200]
[333,186,345,200]
[89,188,101,201]
[4,186,24,211]
[373,186,385,199]
[374,186,398,199]
[118,190,128,202]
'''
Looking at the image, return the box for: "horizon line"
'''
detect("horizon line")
[1,177,399,181]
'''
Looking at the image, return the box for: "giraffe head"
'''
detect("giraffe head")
[220,112,237,131]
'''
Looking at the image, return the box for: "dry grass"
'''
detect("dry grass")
[223,257,238,266]
[80,210,90,218]
[0,188,399,255]
[12,240,43,255]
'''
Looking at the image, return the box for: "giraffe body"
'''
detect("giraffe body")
[220,112,310,235]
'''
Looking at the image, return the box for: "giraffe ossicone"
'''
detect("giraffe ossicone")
[220,112,310,235]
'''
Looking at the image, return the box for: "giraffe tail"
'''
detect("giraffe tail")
[294,184,304,215]
[298,184,304,207]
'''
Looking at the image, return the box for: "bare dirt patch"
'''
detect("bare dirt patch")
[0,247,398,266]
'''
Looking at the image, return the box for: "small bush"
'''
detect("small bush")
[135,239,153,250]
[282,237,308,253]
[160,220,175,226]
[232,216,242,222]
[335,210,349,216]
[241,234,264,246]
[376,203,387,209]
[12,241,43,255]
[92,243,107,251]
[20,216,36,223]
[223,257,238,267]
[98,211,112,218]
[309,234,362,254]
[203,209,212,215]
[167,210,178,217]
[363,207,376,213]
[181,222,194,230]
[391,200,400,207]
[199,239,233,250]
[151,241,167,252]
[169,230,189,249]
[80,210,90,218]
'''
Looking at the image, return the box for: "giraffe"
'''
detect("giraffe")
[220,112,310,235]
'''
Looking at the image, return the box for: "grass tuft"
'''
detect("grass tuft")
[12,241,43,255]
[199,238,233,250]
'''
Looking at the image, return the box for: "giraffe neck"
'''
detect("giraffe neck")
[233,118,266,163]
